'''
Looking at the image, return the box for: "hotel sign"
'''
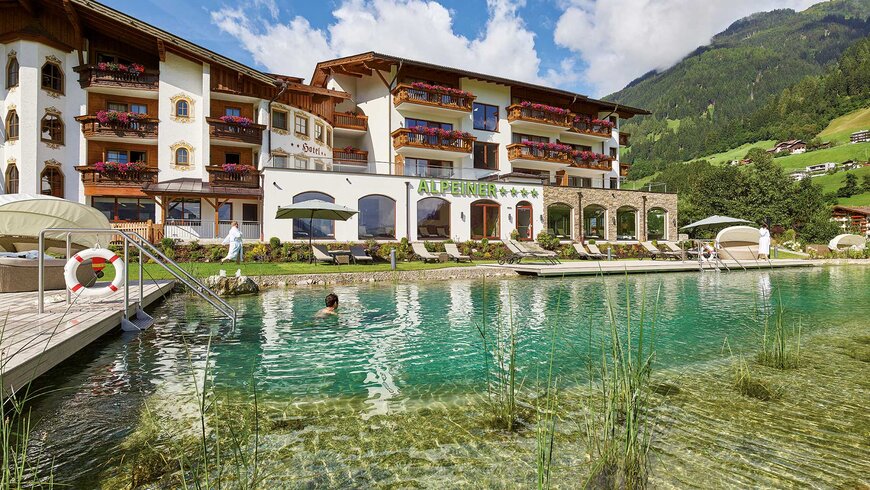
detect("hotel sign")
[417,179,539,199]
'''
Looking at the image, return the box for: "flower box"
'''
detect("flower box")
[409,126,473,139]
[519,101,570,116]
[222,163,255,175]
[219,115,254,126]
[410,82,473,98]
[93,161,148,173]
[96,62,145,75]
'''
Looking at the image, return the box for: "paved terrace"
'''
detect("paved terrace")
[488,259,818,277]
[0,281,174,393]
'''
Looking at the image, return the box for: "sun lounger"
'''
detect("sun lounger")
[641,241,665,260]
[659,241,684,260]
[444,243,471,262]
[512,240,559,264]
[350,245,374,264]
[312,244,337,264]
[573,243,604,260]
[412,242,441,263]
[500,240,532,264]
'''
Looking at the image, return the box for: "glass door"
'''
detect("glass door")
[516,202,533,240]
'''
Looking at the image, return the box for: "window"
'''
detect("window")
[130,151,146,162]
[294,156,309,169]
[40,166,64,198]
[218,203,233,221]
[96,53,131,65]
[293,192,334,239]
[5,110,18,140]
[108,102,128,112]
[294,114,308,136]
[131,104,147,115]
[5,164,18,193]
[225,153,241,165]
[417,197,450,239]
[404,158,452,178]
[6,57,18,88]
[610,177,618,189]
[471,200,500,239]
[406,118,452,131]
[175,148,189,165]
[512,133,548,144]
[272,110,287,130]
[609,115,617,125]
[516,201,533,241]
[176,100,189,118]
[548,204,572,239]
[107,150,129,163]
[326,128,332,147]
[358,195,396,239]
[41,114,64,145]
[647,208,667,241]
[473,142,498,170]
[473,103,498,131]
[272,155,288,168]
[168,199,201,220]
[583,205,606,239]
[568,177,592,188]
[242,203,258,222]
[225,107,241,117]
[315,122,324,142]
[616,206,637,240]
[41,62,63,93]
[92,197,155,222]
[609,147,617,159]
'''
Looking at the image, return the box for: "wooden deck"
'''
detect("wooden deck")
[0,280,174,393]
[487,259,818,277]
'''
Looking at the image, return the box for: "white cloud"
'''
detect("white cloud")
[211,0,575,87]
[554,0,820,96]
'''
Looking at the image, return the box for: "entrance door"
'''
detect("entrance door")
[516,202,533,240]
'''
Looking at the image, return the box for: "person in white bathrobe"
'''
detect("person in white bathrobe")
[221,221,243,264]
[758,223,771,260]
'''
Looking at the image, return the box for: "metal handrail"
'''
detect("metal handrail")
[38,228,236,329]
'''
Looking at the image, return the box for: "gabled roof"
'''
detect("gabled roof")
[311,52,651,117]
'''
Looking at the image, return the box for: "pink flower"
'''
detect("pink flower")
[410,82,472,98]
[519,101,569,116]
[409,126,471,139]
[222,163,253,174]
[220,115,253,126]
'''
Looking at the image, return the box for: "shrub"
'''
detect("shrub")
[189,250,202,262]
[160,237,175,251]
[208,246,224,262]
[269,237,281,249]
[245,243,269,262]
[188,240,201,252]
[510,229,520,240]
[536,232,560,250]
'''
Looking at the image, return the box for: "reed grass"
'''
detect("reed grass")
[535,284,563,489]
[582,276,659,490]
[757,305,802,369]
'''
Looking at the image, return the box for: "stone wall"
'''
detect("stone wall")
[543,187,678,242]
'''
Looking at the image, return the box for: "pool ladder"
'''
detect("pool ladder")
[37,228,236,330]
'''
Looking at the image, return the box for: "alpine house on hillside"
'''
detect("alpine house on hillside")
[1,1,677,244]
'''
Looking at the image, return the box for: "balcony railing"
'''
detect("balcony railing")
[264,159,496,180]
[334,112,368,131]
[77,164,159,187]
[76,115,159,139]
[392,84,475,113]
[620,163,630,176]
[507,143,573,165]
[164,220,260,241]
[207,166,261,188]
[391,128,475,154]
[507,104,572,128]
[333,148,368,165]
[570,118,613,138]
[207,117,265,145]
[74,64,159,90]
[572,156,613,171]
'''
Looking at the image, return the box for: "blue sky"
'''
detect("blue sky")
[101,0,820,96]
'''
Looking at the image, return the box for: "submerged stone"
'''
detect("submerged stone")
[204,274,260,296]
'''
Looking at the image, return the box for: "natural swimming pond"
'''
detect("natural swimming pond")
[23,266,870,488]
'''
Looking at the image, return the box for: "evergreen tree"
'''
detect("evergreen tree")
[837,173,860,197]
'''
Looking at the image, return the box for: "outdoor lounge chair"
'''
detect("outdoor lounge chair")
[312,244,337,264]
[512,240,559,264]
[350,245,374,264]
[444,243,471,262]
[412,242,441,263]
[659,241,685,260]
[641,241,665,260]
[586,243,609,259]
[573,243,604,260]
[500,240,533,264]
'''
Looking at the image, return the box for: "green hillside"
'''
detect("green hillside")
[818,107,870,144]
[685,141,776,166]
[608,0,870,165]
[774,143,870,171]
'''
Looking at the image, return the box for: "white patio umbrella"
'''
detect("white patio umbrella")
[275,200,358,263]
[680,215,753,230]
[0,193,111,247]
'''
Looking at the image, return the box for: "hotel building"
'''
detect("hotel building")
[1,0,677,245]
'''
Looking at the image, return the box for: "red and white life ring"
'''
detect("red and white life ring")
[64,248,125,298]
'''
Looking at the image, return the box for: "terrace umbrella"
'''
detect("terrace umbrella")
[680,215,753,230]
[275,200,358,263]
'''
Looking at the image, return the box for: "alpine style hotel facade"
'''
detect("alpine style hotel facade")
[1,0,677,245]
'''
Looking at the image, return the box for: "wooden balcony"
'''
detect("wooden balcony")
[392,128,475,159]
[207,166,261,189]
[76,115,159,141]
[507,104,572,130]
[207,117,265,146]
[74,64,159,91]
[77,164,159,197]
[569,119,613,139]
[333,148,368,165]
[572,156,613,171]
[334,112,368,133]
[620,163,631,176]
[392,84,475,116]
[507,143,573,168]
[619,132,631,147]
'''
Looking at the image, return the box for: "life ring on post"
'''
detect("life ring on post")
[64,248,125,298]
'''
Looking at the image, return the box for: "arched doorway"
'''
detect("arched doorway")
[292,191,335,239]
[417,197,450,239]
[516,201,533,240]
[647,208,667,240]
[471,199,500,239]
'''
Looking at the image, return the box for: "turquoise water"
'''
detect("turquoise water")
[23,266,870,487]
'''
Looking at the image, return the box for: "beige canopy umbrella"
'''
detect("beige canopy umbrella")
[0,194,111,248]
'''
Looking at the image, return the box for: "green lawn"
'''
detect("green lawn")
[773,142,870,171]
[818,107,870,145]
[682,140,777,166]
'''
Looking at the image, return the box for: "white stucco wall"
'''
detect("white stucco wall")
[263,167,544,243]
[158,52,206,183]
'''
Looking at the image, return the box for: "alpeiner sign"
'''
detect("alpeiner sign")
[417,179,540,199]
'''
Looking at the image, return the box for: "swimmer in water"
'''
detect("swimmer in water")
[315,293,339,318]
